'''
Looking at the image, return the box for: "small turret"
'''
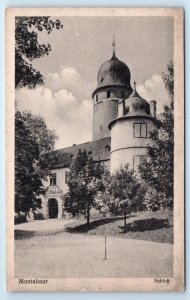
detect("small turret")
[108,81,159,173]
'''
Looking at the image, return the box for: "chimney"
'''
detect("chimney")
[150,100,157,117]
[118,99,125,117]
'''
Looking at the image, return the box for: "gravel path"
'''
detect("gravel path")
[15,218,173,278]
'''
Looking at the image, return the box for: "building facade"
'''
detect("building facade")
[39,43,158,219]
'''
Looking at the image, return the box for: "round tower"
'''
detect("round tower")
[108,82,159,173]
[92,37,132,141]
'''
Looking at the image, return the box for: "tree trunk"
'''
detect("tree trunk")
[86,200,90,229]
[124,206,127,230]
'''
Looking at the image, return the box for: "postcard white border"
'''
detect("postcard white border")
[6,7,184,292]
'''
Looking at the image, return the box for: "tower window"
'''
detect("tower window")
[96,94,98,102]
[50,173,56,186]
[133,155,147,170]
[105,145,111,154]
[107,91,111,98]
[133,123,147,138]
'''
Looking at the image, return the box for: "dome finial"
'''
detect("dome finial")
[111,34,117,59]
[130,80,140,97]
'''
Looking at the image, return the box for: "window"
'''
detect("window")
[133,155,147,170]
[133,123,147,138]
[96,94,98,102]
[65,171,70,184]
[50,173,56,186]
[35,198,42,209]
[107,91,110,98]
[105,145,111,154]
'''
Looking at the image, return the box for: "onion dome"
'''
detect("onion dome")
[125,82,151,116]
[97,51,131,88]
[108,82,158,130]
[92,36,132,97]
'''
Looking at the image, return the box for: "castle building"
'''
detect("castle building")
[40,40,158,219]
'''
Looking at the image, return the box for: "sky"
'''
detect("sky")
[16,16,173,149]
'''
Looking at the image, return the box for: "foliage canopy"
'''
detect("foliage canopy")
[15,110,57,214]
[64,149,105,227]
[139,61,174,209]
[15,17,63,89]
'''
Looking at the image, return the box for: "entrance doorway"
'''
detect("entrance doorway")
[48,198,58,219]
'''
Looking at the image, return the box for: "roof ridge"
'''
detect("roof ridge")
[53,137,111,153]
[53,140,93,152]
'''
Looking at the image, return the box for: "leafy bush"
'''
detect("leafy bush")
[33,212,44,220]
[14,213,27,224]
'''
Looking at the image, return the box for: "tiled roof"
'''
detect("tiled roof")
[47,137,111,169]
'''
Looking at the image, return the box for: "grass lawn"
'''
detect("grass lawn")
[65,209,173,244]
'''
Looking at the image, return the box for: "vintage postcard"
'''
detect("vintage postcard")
[6,7,184,292]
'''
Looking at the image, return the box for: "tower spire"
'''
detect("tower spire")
[111,34,117,59]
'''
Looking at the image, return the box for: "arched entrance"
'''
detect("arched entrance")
[48,198,58,219]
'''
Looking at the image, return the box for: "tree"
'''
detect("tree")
[15,17,63,89]
[106,165,141,229]
[162,60,174,106]
[15,17,62,219]
[15,110,57,216]
[139,61,174,209]
[95,168,115,217]
[64,149,105,228]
